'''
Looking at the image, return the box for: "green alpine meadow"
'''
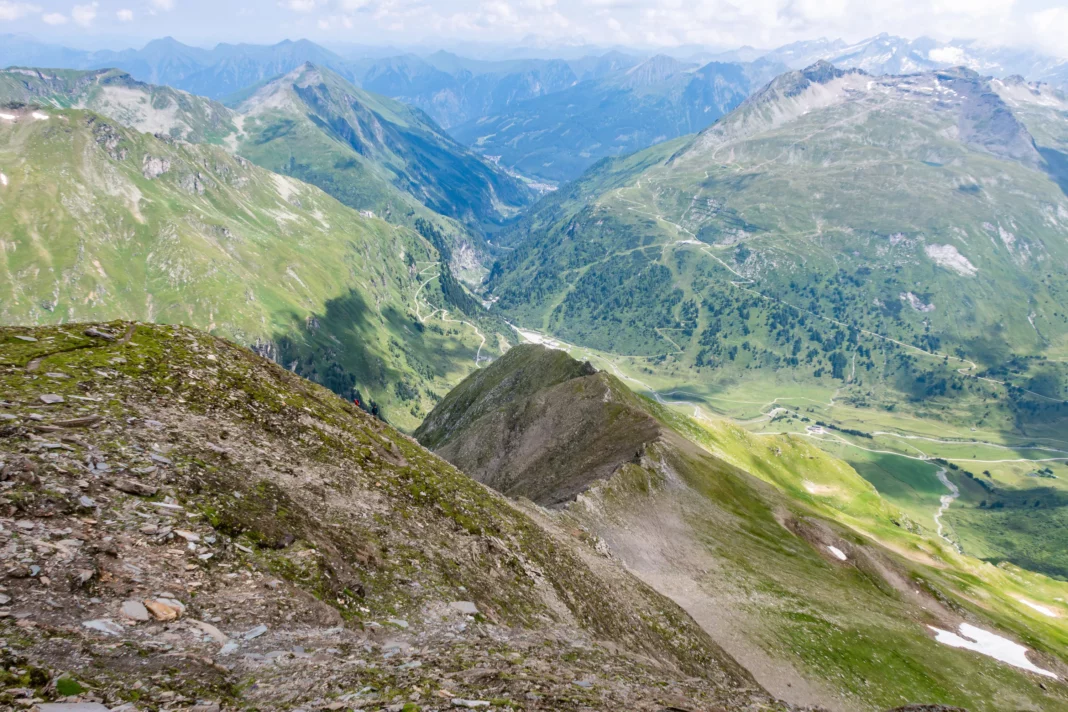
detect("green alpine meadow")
[0,106,508,430]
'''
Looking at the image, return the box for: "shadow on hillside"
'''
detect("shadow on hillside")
[268,288,479,424]
[1039,146,1068,199]
[269,288,384,402]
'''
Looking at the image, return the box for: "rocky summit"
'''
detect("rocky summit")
[0,322,807,712]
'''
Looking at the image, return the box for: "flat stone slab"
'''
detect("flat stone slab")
[121,600,150,622]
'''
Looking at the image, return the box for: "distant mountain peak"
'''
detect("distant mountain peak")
[627,54,688,74]
[620,54,695,88]
[800,59,857,84]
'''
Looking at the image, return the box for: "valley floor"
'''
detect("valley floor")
[511,323,1068,585]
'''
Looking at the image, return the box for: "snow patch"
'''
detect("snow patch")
[0,113,16,121]
[924,244,977,276]
[928,623,1057,678]
[31,111,50,120]
[285,267,308,289]
[998,225,1016,250]
[826,545,848,561]
[1017,598,1057,617]
[0,172,7,187]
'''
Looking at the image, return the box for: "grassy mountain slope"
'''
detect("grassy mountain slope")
[490,64,1068,363]
[0,321,791,711]
[451,57,782,182]
[0,107,506,429]
[418,344,1068,711]
[0,64,532,252]
[235,63,534,233]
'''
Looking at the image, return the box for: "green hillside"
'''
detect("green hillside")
[419,343,1068,711]
[0,107,507,430]
[234,62,533,234]
[485,64,1068,577]
[0,64,533,263]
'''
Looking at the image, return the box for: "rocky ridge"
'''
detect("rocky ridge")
[0,322,803,712]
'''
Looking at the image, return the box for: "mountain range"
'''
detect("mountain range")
[1,26,1068,710]
[0,35,642,128]
[3,32,1066,186]
[451,55,785,182]
[762,34,1068,86]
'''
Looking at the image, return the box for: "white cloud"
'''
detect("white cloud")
[0,0,1060,63]
[42,10,67,23]
[71,1,97,26]
[317,11,355,29]
[1028,7,1068,59]
[0,1,39,21]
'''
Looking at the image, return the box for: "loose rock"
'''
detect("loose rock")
[121,600,151,622]
[82,619,124,636]
[450,601,479,615]
[144,598,184,621]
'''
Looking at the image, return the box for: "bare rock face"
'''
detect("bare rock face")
[142,154,171,179]
[177,171,215,194]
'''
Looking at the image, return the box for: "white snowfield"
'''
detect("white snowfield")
[0,112,16,121]
[928,623,1057,678]
[32,111,50,120]
[0,172,8,187]
[826,545,848,561]
[1017,597,1058,617]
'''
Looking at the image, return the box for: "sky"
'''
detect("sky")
[1,0,1066,58]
